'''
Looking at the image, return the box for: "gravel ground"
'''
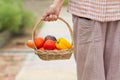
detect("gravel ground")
[0,53,27,80]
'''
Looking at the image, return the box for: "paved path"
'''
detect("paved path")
[15,1,77,80]
[15,53,77,80]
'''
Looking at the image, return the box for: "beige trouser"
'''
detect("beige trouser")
[72,15,120,80]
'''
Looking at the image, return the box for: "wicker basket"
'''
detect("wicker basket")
[32,17,74,61]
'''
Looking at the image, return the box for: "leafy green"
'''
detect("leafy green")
[0,0,35,34]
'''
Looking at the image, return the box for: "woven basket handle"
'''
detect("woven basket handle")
[32,17,73,50]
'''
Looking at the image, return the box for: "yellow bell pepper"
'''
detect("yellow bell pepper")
[55,37,71,50]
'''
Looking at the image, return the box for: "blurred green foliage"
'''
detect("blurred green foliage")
[0,0,35,34]
[63,0,68,6]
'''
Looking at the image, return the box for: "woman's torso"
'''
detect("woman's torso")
[68,0,120,22]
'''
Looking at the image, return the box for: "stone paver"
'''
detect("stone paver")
[15,1,77,80]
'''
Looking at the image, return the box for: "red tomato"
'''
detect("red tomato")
[43,40,55,50]
[34,37,44,49]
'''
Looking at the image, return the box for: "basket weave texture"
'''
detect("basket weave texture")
[32,17,74,61]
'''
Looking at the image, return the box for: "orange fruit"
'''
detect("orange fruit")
[39,47,44,50]
[34,37,44,49]
[26,40,34,49]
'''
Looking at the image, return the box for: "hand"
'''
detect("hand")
[41,4,61,21]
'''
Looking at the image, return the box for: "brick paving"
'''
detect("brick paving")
[0,53,27,80]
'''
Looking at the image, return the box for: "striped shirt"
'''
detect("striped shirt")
[68,0,120,22]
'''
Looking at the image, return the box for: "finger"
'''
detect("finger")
[44,14,54,21]
[41,16,45,21]
[53,15,58,21]
[49,15,55,21]
[41,12,48,21]
[44,16,51,21]
[42,9,55,21]
[49,14,58,21]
